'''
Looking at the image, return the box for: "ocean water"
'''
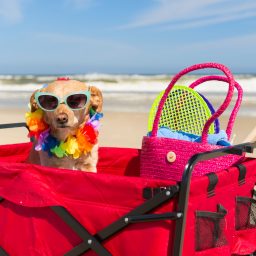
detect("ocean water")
[0,73,256,115]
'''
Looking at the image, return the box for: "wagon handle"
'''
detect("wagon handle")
[0,122,27,130]
[152,63,235,144]
[189,76,243,140]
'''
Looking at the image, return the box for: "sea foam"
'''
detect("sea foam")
[0,74,255,114]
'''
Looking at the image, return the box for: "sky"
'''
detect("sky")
[0,0,256,74]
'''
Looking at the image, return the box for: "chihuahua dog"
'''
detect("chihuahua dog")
[28,78,103,172]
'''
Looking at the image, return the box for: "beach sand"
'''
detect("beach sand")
[0,108,256,148]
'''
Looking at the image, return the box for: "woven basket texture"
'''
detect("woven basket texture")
[140,136,243,181]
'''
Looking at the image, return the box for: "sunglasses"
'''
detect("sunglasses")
[35,91,91,111]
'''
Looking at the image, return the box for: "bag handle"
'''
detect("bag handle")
[189,76,243,140]
[152,63,235,144]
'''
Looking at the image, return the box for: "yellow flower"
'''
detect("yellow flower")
[73,150,81,159]
[62,136,81,159]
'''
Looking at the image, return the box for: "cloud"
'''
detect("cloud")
[183,32,256,50]
[31,32,139,72]
[0,0,23,24]
[162,10,256,30]
[119,0,256,30]
[173,32,256,65]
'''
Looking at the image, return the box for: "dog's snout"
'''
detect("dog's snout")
[56,113,68,124]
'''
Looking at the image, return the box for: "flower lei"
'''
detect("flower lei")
[25,109,103,159]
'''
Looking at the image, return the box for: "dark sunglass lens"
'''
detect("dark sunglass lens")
[66,94,87,109]
[38,95,58,110]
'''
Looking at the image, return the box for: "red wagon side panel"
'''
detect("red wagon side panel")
[0,143,176,256]
[184,160,256,256]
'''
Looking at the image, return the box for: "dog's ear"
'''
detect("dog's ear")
[89,86,103,112]
[30,90,39,112]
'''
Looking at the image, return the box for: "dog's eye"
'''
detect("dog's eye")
[38,95,58,111]
[66,94,87,109]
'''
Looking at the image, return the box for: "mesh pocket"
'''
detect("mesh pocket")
[236,196,256,230]
[195,204,227,251]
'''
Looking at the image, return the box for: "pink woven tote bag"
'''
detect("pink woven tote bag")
[140,63,244,181]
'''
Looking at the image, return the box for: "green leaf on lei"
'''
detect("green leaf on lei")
[50,144,67,158]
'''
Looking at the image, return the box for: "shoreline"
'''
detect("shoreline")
[1,90,256,115]
[0,108,256,148]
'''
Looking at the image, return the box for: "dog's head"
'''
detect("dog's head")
[30,79,103,141]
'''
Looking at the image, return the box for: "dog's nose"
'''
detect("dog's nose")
[56,113,68,124]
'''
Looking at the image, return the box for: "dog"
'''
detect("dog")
[27,78,103,172]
